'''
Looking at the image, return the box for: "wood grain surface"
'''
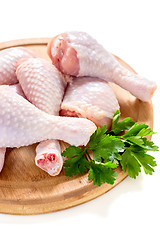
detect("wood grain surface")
[0,38,153,215]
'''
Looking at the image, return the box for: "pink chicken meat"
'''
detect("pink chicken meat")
[47,31,157,102]
[35,140,63,176]
[0,85,96,148]
[0,47,35,85]
[16,58,66,176]
[60,77,119,128]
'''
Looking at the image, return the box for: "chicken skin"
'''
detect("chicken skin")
[0,85,96,148]
[60,77,119,128]
[0,47,35,85]
[47,31,157,102]
[16,58,66,176]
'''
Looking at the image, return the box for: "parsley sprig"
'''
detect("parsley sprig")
[62,110,159,186]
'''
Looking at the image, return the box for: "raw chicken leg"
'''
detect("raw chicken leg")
[0,84,26,173]
[47,31,157,102]
[0,47,34,169]
[16,58,66,114]
[0,47,35,85]
[16,58,66,176]
[0,85,96,147]
[60,77,119,128]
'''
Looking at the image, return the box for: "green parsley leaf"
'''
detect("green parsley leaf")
[90,134,125,162]
[120,147,157,178]
[112,110,121,126]
[62,145,83,158]
[124,136,144,146]
[62,146,90,176]
[136,152,157,175]
[88,161,118,186]
[137,127,156,137]
[62,110,158,187]
[120,148,141,178]
[122,122,154,138]
[124,136,159,151]
[89,125,107,150]
[121,122,158,152]
[89,123,124,162]
[142,138,159,151]
[110,110,135,135]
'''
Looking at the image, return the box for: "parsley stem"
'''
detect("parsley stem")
[85,149,93,162]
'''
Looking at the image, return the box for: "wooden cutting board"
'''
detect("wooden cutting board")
[0,38,153,215]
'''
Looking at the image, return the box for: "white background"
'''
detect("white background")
[0,0,160,239]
